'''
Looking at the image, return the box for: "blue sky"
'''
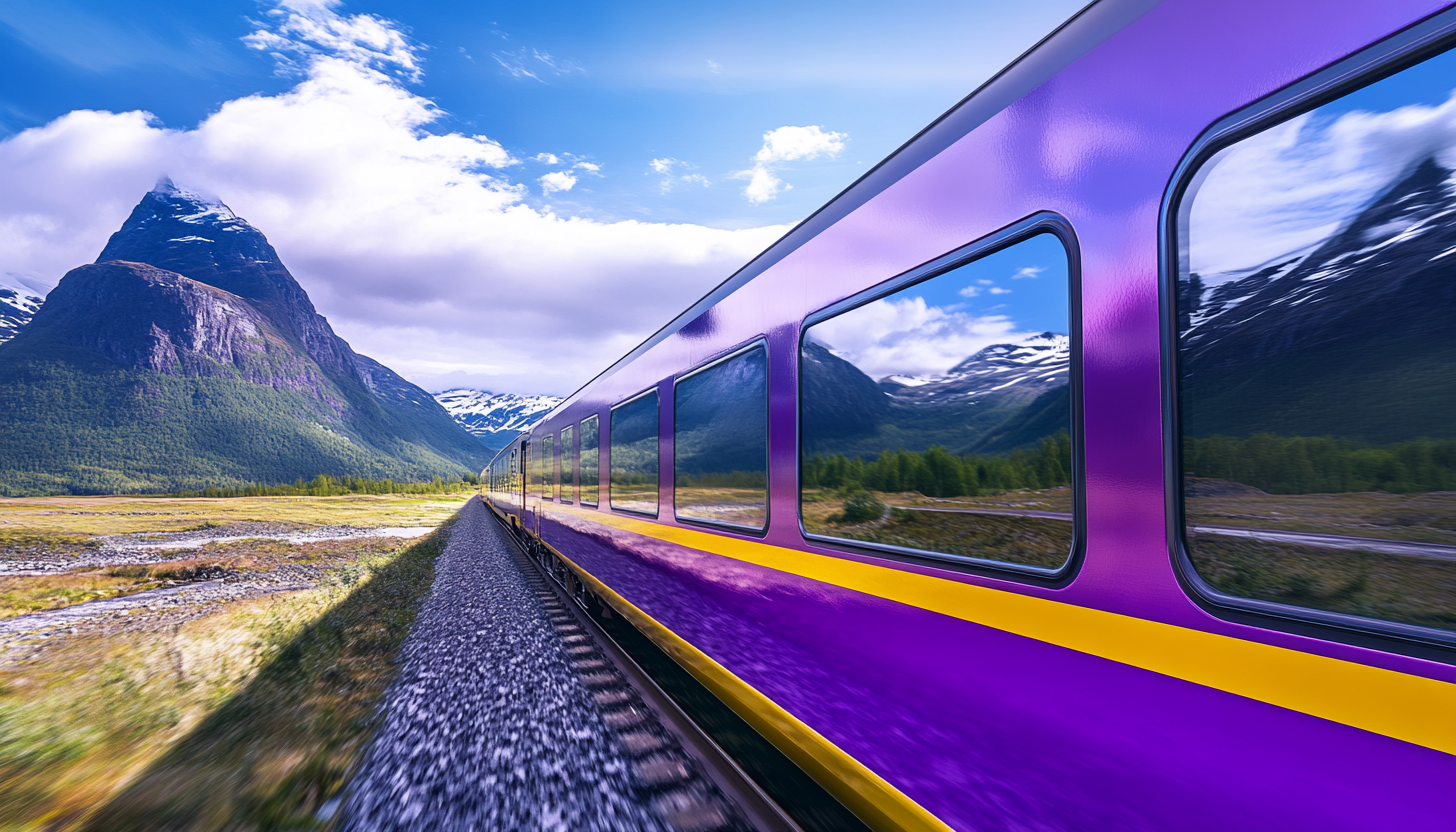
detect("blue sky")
[0,0,1085,394]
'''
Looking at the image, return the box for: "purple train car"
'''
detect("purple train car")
[486,1,1456,828]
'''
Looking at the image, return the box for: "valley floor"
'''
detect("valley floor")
[0,492,472,830]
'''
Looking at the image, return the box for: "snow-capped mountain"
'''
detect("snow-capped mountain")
[434,389,562,450]
[0,275,43,345]
[1182,157,1456,371]
[878,332,1069,406]
[1177,156,1456,443]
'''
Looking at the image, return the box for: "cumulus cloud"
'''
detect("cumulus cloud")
[532,152,560,165]
[1190,88,1456,281]
[649,158,676,174]
[243,0,421,82]
[574,161,600,173]
[539,170,576,193]
[1012,266,1044,279]
[989,287,1011,294]
[737,125,845,204]
[809,296,1025,380]
[0,0,786,395]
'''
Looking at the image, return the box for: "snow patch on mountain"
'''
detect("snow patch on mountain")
[877,332,1069,405]
[434,389,562,447]
[0,274,43,345]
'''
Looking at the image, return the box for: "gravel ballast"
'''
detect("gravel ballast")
[342,497,748,831]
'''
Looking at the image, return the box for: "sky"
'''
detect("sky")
[1187,46,1456,284]
[808,232,1068,381]
[0,0,1087,396]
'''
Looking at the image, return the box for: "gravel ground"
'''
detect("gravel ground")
[341,497,748,832]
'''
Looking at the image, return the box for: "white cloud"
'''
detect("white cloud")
[647,158,709,194]
[738,125,845,204]
[957,285,980,297]
[648,157,676,174]
[1190,88,1456,281]
[491,46,584,83]
[539,170,577,193]
[0,1,786,396]
[243,0,421,82]
[989,287,1011,295]
[1012,266,1044,279]
[706,59,721,74]
[532,152,560,165]
[680,174,710,187]
[809,296,1023,380]
[574,161,600,173]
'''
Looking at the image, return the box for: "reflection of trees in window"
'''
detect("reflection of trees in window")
[675,345,769,531]
[611,391,659,515]
[1177,49,1456,636]
[561,425,575,504]
[541,434,555,500]
[799,233,1074,571]
[581,415,599,505]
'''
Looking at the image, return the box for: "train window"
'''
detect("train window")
[581,415,600,506]
[800,232,1075,571]
[610,389,659,515]
[561,425,575,504]
[527,439,539,498]
[675,343,769,532]
[542,434,556,500]
[1175,49,1456,637]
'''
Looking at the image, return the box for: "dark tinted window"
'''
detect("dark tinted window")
[581,415,600,506]
[541,434,555,500]
[561,425,575,504]
[611,390,659,515]
[801,233,1074,571]
[1176,49,1456,637]
[675,344,769,531]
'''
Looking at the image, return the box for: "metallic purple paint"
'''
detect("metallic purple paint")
[497,2,1456,828]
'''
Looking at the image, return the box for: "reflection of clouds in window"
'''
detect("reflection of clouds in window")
[1191,79,1456,283]
[809,295,1023,380]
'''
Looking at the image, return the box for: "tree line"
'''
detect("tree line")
[1183,434,1456,494]
[802,432,1072,498]
[169,472,480,499]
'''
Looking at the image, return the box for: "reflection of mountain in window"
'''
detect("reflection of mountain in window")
[800,232,1074,572]
[675,344,769,532]
[1177,49,1456,637]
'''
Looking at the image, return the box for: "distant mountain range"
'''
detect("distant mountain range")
[433,389,561,453]
[803,332,1071,459]
[1179,156,1456,443]
[0,180,486,495]
[0,275,42,345]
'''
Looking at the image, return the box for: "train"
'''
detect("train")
[485,1,1456,829]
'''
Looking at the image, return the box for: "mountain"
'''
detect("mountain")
[0,275,42,345]
[1179,157,1456,443]
[802,332,1071,459]
[0,180,486,495]
[433,389,561,453]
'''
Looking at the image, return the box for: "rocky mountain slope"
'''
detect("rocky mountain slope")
[0,276,42,345]
[1179,156,1456,443]
[0,180,486,495]
[433,389,561,452]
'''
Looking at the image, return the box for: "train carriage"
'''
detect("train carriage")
[486,1,1456,829]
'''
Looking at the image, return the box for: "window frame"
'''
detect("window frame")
[672,338,772,536]
[1159,12,1456,658]
[796,212,1085,585]
[580,414,601,507]
[609,386,661,518]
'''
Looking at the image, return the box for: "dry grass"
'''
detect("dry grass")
[0,512,456,831]
[0,493,474,541]
[1186,490,1456,545]
[674,486,768,528]
[802,488,1074,569]
[1189,533,1456,631]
